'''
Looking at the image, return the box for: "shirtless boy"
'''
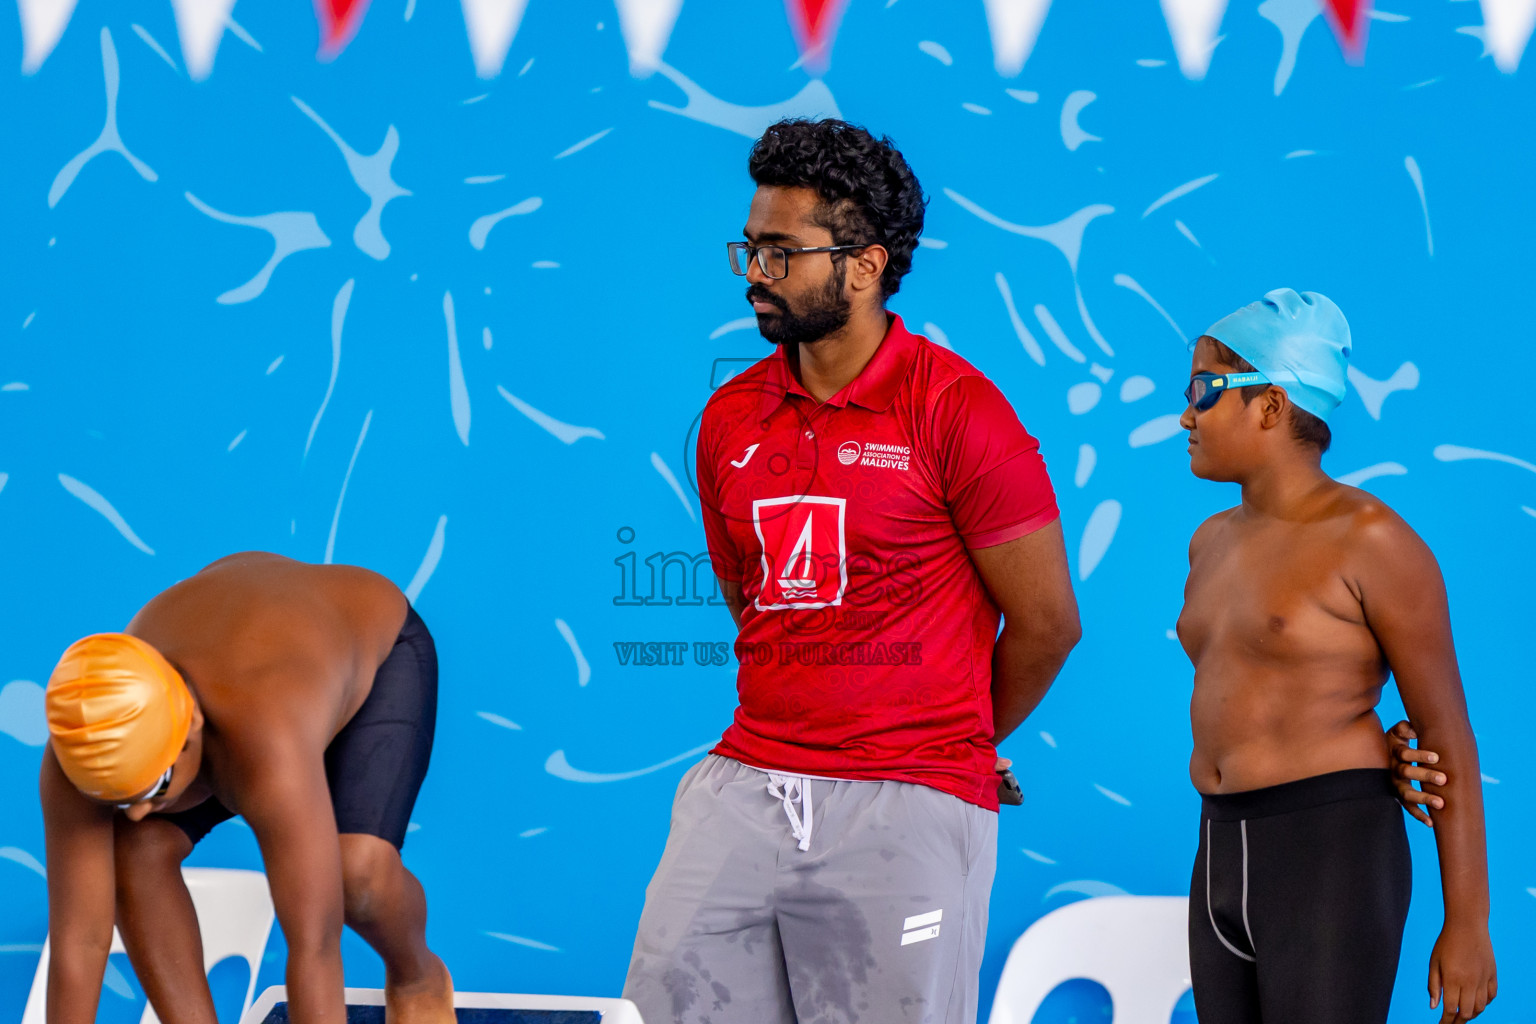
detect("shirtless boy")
[1176,289,1496,1023]
[40,552,453,1024]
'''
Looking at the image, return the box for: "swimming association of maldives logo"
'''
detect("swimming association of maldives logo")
[839,439,910,471]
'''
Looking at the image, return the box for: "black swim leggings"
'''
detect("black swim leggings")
[1188,768,1412,1024]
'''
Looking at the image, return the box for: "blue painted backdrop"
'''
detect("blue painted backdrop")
[2,1,1532,1021]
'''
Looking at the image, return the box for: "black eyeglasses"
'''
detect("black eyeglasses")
[727,241,869,280]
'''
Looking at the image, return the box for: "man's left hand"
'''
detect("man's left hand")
[996,758,1024,805]
[1387,720,1446,826]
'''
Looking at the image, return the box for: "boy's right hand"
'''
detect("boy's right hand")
[1430,921,1497,1022]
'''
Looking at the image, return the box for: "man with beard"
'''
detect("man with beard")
[621,118,1082,1023]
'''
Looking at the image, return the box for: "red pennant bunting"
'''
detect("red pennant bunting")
[1320,0,1371,63]
[315,0,372,59]
[785,0,851,73]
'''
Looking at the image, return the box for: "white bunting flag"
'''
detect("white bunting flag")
[1160,0,1228,79]
[170,0,239,80]
[18,0,79,73]
[982,0,1053,77]
[614,0,683,77]
[461,0,531,78]
[1478,0,1536,71]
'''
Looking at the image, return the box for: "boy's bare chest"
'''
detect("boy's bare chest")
[1179,526,1368,662]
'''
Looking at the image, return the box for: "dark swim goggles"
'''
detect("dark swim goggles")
[115,765,173,810]
[1184,371,1269,411]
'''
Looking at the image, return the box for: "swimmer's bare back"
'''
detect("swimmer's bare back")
[126,551,408,813]
[1178,485,1458,795]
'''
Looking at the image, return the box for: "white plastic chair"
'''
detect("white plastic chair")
[23,867,276,1024]
[987,896,1191,1024]
[240,986,646,1024]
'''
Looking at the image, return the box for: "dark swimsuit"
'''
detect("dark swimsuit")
[1188,768,1412,1023]
[157,605,438,850]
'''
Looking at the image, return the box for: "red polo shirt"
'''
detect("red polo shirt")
[697,314,1060,810]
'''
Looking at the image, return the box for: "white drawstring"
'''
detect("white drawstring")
[766,773,815,852]
[741,761,857,853]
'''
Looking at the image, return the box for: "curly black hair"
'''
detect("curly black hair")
[748,118,927,299]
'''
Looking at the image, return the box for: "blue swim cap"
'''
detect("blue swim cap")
[1202,289,1352,423]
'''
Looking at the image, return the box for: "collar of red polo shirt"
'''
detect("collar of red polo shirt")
[757,313,920,421]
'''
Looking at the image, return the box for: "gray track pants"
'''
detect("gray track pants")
[622,754,998,1024]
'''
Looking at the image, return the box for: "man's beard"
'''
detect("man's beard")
[747,269,851,347]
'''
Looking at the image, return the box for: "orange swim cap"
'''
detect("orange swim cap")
[46,634,193,803]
